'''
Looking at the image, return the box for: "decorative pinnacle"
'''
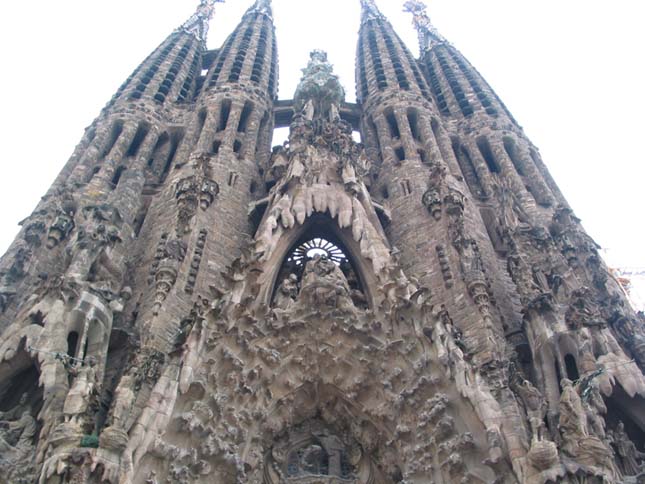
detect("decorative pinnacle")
[178,0,225,42]
[360,0,385,23]
[403,0,446,52]
[245,0,273,19]
[294,50,345,122]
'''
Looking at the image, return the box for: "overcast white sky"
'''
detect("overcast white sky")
[0,1,643,284]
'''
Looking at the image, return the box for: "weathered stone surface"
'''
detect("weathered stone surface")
[0,1,643,483]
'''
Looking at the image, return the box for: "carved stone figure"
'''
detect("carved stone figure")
[558,378,587,444]
[455,237,484,278]
[66,204,122,287]
[110,374,136,430]
[614,421,645,475]
[0,393,29,421]
[422,188,442,220]
[566,287,604,329]
[293,50,345,122]
[274,274,299,309]
[63,357,98,424]
[1,4,644,484]
[515,380,547,442]
[299,255,353,310]
[0,410,36,454]
[47,210,75,249]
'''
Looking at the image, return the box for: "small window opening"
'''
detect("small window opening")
[126,123,149,157]
[111,166,126,189]
[418,149,430,165]
[233,139,243,155]
[237,101,254,133]
[480,207,505,253]
[86,166,101,183]
[385,109,400,139]
[271,127,290,147]
[407,109,422,142]
[564,354,580,381]
[381,185,390,200]
[160,131,183,183]
[85,127,97,144]
[218,99,232,132]
[477,136,500,173]
[148,133,169,173]
[196,109,208,140]
[101,121,124,158]
[67,331,79,358]
[451,138,483,198]
[250,180,258,194]
[401,179,412,196]
[212,140,222,155]
[426,57,450,115]
[133,198,151,237]
[395,147,405,162]
[503,137,526,176]
[555,360,563,393]
[228,172,238,187]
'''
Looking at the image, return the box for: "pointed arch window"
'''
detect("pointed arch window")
[272,225,368,311]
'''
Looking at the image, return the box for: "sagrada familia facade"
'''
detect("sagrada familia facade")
[0,0,644,482]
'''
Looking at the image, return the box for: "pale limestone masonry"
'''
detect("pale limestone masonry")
[0,1,643,483]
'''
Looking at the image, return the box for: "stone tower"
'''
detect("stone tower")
[0,0,643,482]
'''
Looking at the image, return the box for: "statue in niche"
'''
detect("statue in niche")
[63,356,98,425]
[515,380,547,443]
[268,144,290,183]
[582,379,607,438]
[0,393,29,421]
[0,408,36,455]
[495,176,531,232]
[47,210,75,249]
[422,187,442,220]
[66,204,122,288]
[46,189,78,249]
[558,378,587,445]
[613,421,645,476]
[341,159,360,195]
[274,274,299,309]
[566,287,604,329]
[0,392,36,469]
[455,237,483,277]
[299,255,353,311]
[345,267,368,309]
[109,374,135,431]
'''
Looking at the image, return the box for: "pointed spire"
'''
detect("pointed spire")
[294,50,345,121]
[244,0,273,20]
[177,0,225,43]
[403,0,446,52]
[360,0,385,23]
